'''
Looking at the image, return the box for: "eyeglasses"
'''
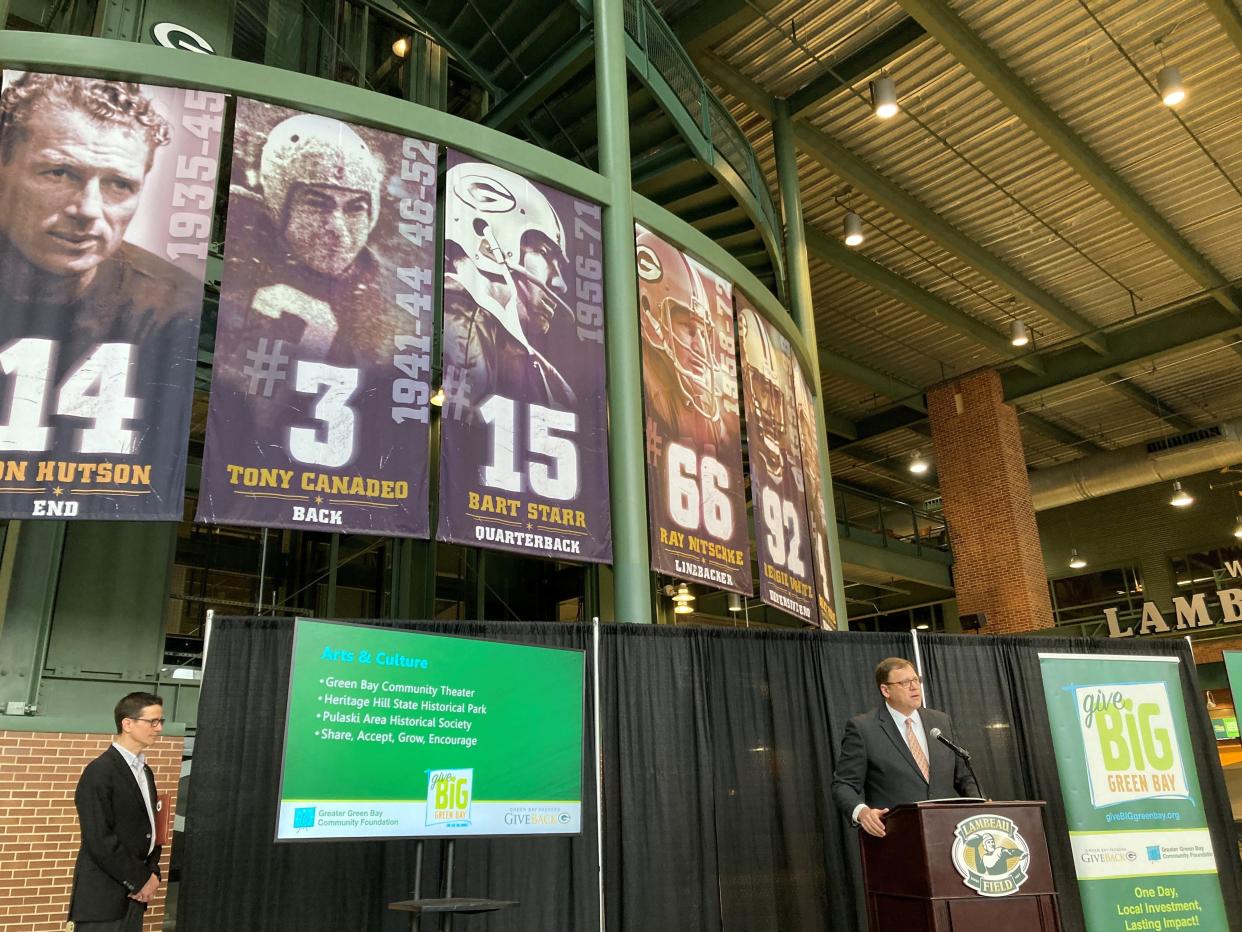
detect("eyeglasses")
[885,676,922,690]
[132,717,166,727]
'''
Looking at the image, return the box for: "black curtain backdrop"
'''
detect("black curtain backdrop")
[177,620,1242,932]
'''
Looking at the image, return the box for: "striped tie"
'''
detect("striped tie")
[906,717,930,782]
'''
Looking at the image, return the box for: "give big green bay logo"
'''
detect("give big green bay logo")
[426,768,473,826]
[951,815,1031,896]
[1075,683,1189,807]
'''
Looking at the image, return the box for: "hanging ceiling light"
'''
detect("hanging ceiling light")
[1233,516,1242,540]
[1157,65,1185,107]
[1068,548,1087,570]
[908,451,929,475]
[430,385,446,407]
[1169,480,1194,508]
[727,593,743,613]
[870,75,899,119]
[843,211,864,247]
[672,583,695,614]
[1009,319,1030,347]
[392,36,412,58]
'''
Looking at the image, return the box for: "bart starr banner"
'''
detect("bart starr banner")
[736,294,815,623]
[198,100,437,536]
[793,366,836,628]
[636,226,750,595]
[0,72,222,520]
[437,152,611,563]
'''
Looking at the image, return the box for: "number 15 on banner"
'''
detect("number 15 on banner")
[478,395,579,502]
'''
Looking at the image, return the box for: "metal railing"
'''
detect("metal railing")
[834,483,952,560]
[624,0,784,263]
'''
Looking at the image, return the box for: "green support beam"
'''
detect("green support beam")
[631,141,692,185]
[696,51,1109,355]
[1205,0,1242,63]
[821,351,926,413]
[805,226,1044,374]
[823,413,858,442]
[1002,296,1235,404]
[483,28,594,131]
[1019,412,1104,454]
[775,98,847,625]
[1102,378,1196,433]
[896,0,1240,316]
[672,0,780,52]
[788,17,927,118]
[596,0,650,624]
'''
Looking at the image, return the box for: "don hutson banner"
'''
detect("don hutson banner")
[636,225,750,595]
[436,151,611,563]
[0,72,222,519]
[736,293,815,623]
[199,100,438,536]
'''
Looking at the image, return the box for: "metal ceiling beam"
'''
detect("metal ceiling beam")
[844,407,929,446]
[806,226,1044,374]
[788,17,927,118]
[791,125,1110,354]
[1205,0,1242,62]
[1019,412,1105,454]
[1102,378,1196,432]
[1002,295,1236,404]
[631,141,693,185]
[895,0,1241,316]
[671,0,781,53]
[823,413,859,442]
[696,52,1109,355]
[482,28,594,131]
[821,352,926,413]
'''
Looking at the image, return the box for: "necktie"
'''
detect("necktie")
[906,717,929,782]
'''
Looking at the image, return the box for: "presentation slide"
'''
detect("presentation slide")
[275,618,585,841]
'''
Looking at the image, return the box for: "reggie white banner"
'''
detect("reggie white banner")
[0,72,222,519]
[198,100,437,536]
[636,226,750,595]
[793,366,836,628]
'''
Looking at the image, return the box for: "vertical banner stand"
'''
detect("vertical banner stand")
[388,837,517,929]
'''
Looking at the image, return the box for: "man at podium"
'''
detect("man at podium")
[832,657,979,837]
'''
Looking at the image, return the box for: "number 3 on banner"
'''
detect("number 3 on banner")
[478,395,579,501]
[0,339,138,454]
[667,442,733,538]
[289,362,359,468]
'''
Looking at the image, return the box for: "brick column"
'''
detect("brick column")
[927,370,1054,634]
[0,732,183,931]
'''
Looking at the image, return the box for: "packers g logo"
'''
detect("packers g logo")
[951,815,1031,897]
[455,174,518,214]
[635,243,663,282]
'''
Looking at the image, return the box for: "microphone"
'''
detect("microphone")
[929,727,971,762]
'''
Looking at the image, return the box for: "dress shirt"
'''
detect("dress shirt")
[112,742,155,855]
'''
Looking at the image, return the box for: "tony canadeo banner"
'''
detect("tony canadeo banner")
[636,225,750,595]
[1039,653,1227,931]
[437,152,611,563]
[736,293,815,623]
[0,72,222,519]
[198,100,438,536]
[793,366,836,629]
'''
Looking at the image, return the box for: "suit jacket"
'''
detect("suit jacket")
[68,746,162,922]
[831,705,979,816]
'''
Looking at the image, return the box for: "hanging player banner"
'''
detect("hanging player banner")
[0,71,222,520]
[636,225,750,595]
[437,152,611,563]
[736,293,815,623]
[198,100,437,536]
[792,365,836,628]
[1039,653,1228,931]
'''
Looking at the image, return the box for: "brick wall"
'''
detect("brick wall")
[1192,635,1242,665]
[928,369,1055,634]
[0,732,182,932]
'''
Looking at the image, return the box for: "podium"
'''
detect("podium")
[859,800,1061,931]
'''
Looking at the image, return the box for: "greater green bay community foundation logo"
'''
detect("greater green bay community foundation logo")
[426,767,473,827]
[951,814,1032,897]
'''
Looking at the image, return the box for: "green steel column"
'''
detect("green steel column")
[595,0,651,624]
[774,98,848,627]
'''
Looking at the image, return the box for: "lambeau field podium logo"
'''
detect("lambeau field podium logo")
[951,814,1031,897]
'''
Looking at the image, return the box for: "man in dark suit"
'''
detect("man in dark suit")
[832,657,979,838]
[69,692,164,930]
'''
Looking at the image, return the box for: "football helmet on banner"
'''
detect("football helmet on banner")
[738,308,789,483]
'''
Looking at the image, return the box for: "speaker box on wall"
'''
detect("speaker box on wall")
[960,612,986,631]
